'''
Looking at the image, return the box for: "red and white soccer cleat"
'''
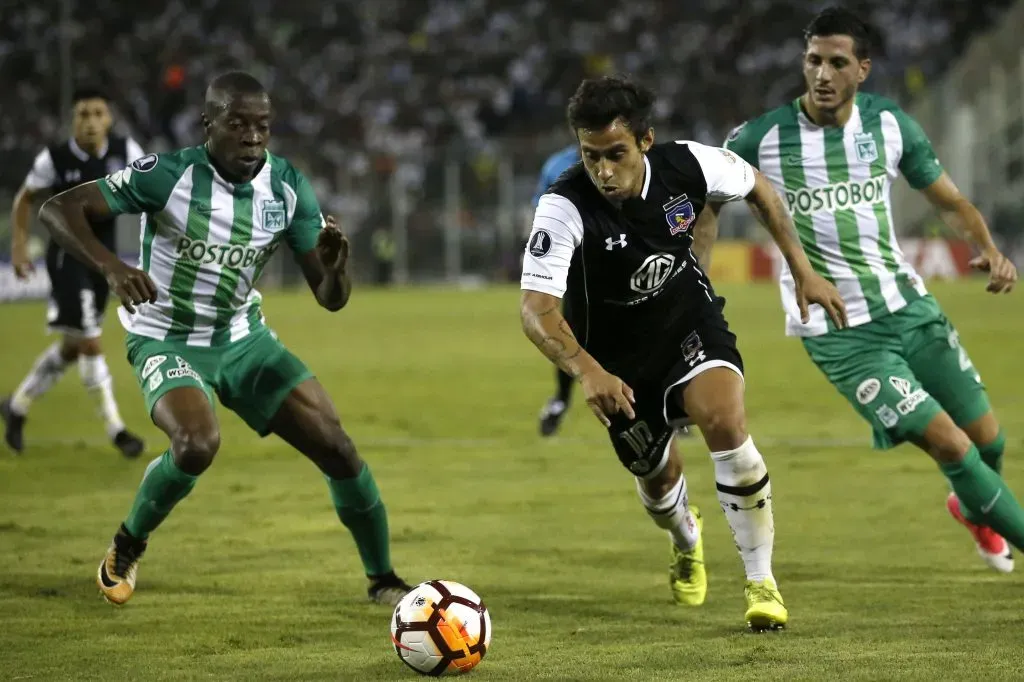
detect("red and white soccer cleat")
[946,492,1014,573]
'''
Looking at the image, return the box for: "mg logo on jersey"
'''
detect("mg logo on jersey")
[630,254,676,294]
[262,200,287,232]
[176,236,279,270]
[854,132,878,163]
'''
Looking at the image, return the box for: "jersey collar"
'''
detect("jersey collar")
[639,154,652,200]
[69,137,108,160]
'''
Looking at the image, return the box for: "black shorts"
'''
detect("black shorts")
[604,305,744,478]
[45,245,109,338]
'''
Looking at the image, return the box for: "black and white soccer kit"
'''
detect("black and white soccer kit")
[24,136,144,338]
[521,141,756,478]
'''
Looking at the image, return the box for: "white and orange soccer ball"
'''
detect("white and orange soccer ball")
[390,580,491,676]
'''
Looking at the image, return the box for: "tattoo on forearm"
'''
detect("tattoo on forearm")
[523,308,584,375]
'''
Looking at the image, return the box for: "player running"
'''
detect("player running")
[520,75,847,631]
[37,71,414,606]
[2,88,146,458]
[718,7,1022,571]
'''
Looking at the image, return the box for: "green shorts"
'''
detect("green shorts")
[802,295,990,450]
[126,328,313,437]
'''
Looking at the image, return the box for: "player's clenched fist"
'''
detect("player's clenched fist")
[580,367,636,427]
[316,215,350,273]
[104,260,158,314]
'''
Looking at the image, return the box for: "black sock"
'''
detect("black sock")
[556,369,573,404]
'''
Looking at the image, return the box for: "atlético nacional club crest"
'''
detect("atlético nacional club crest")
[663,194,695,236]
[854,132,878,163]
[262,199,286,232]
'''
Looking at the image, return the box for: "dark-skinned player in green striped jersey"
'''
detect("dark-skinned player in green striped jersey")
[708,7,1021,572]
[37,71,415,606]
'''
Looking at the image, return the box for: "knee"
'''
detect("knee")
[170,426,221,475]
[694,405,747,452]
[310,413,363,479]
[59,338,82,363]
[924,428,973,464]
[641,443,681,498]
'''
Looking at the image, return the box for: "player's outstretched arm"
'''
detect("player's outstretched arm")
[744,172,848,328]
[297,215,351,312]
[520,290,635,426]
[920,173,1016,294]
[38,182,157,313]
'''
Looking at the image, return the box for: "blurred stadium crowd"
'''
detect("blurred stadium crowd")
[1,0,1013,191]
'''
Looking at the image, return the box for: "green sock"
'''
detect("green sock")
[978,429,1006,474]
[124,451,199,540]
[326,463,393,577]
[959,430,1007,523]
[941,445,1024,551]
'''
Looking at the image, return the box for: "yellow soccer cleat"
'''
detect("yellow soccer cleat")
[744,577,788,632]
[670,506,707,606]
[96,524,147,605]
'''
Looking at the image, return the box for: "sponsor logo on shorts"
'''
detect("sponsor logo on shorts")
[888,376,928,415]
[897,389,928,415]
[876,404,899,428]
[165,357,203,385]
[856,378,880,405]
[141,354,167,379]
[148,371,164,391]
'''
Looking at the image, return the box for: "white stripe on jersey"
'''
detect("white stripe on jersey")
[118,166,196,338]
[844,107,907,314]
[880,111,928,297]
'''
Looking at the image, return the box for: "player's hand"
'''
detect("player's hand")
[796,271,848,329]
[104,260,158,314]
[316,215,350,273]
[11,242,34,280]
[579,367,636,427]
[969,247,1016,294]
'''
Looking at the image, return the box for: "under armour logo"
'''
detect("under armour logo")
[605,234,627,250]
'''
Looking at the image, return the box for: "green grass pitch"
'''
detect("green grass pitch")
[1,280,1022,680]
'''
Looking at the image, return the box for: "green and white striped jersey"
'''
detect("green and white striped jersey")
[724,92,944,337]
[98,146,324,346]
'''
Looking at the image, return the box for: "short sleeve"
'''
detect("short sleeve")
[284,171,325,255]
[125,138,146,164]
[24,149,56,191]
[680,141,755,202]
[893,109,944,190]
[97,153,177,215]
[722,121,761,169]
[520,194,583,298]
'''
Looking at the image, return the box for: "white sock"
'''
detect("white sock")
[78,354,126,439]
[636,473,700,550]
[10,343,69,415]
[711,436,774,583]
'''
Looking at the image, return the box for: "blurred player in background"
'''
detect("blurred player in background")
[521,75,847,630]
[37,72,413,607]
[2,88,146,458]
[718,6,1022,570]
[531,144,579,436]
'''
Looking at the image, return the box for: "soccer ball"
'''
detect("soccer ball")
[390,580,491,676]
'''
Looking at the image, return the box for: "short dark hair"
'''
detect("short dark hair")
[566,75,655,144]
[804,6,880,60]
[71,87,108,105]
[205,71,268,117]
